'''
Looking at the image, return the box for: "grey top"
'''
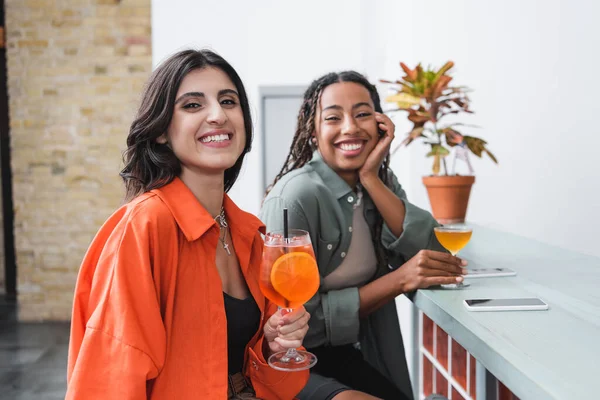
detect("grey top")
[413,225,600,399]
[260,151,443,399]
[321,200,377,291]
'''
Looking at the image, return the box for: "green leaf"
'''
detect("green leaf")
[402,127,425,146]
[385,92,422,108]
[484,149,498,164]
[408,126,425,139]
[463,136,494,158]
[441,128,464,147]
[407,109,431,123]
[464,135,488,145]
[426,144,450,157]
[432,155,440,175]
[447,123,481,129]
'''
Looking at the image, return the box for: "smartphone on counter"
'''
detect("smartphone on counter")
[464,267,516,279]
[464,297,549,312]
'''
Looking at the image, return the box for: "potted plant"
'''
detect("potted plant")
[381,61,497,224]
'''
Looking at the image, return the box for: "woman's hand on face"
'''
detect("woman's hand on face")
[263,306,310,354]
[396,250,468,292]
[358,112,395,183]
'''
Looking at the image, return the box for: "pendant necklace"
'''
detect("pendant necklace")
[214,207,231,256]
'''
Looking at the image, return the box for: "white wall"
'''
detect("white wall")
[153,0,600,261]
[376,0,600,258]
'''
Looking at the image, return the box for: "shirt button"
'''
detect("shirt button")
[349,227,353,233]
[347,196,354,203]
[341,252,346,258]
[252,361,258,370]
[327,244,333,250]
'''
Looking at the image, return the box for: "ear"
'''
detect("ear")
[156,134,168,144]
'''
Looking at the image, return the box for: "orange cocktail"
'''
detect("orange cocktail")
[260,229,320,371]
[434,225,473,289]
[260,242,319,309]
[433,227,472,256]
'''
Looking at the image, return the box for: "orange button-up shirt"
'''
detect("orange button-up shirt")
[66,177,308,399]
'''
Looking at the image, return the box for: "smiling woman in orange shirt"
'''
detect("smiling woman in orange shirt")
[66,49,310,400]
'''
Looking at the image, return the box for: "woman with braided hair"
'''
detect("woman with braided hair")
[260,71,465,400]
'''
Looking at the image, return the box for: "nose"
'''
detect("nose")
[206,102,228,125]
[341,116,359,135]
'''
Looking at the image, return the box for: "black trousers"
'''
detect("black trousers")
[308,344,411,400]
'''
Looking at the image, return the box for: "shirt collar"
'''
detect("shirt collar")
[308,151,354,200]
[152,177,264,242]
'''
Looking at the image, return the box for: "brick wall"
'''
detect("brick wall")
[5,0,152,320]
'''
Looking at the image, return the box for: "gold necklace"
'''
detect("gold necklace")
[214,207,231,256]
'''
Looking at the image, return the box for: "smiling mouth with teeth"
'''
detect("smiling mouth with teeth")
[338,142,364,151]
[200,133,231,143]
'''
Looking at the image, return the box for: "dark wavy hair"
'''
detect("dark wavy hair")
[120,49,253,201]
[266,70,392,269]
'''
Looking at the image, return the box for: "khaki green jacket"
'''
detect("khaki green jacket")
[260,152,442,399]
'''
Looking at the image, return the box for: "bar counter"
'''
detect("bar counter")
[411,225,598,399]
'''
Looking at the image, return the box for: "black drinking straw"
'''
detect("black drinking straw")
[283,208,289,245]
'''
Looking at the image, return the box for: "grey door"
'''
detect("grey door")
[260,86,306,192]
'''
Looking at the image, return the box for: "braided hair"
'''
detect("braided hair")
[266,71,393,270]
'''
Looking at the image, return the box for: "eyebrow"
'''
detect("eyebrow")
[174,89,239,105]
[322,102,373,112]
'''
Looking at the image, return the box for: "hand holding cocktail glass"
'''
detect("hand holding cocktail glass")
[259,209,320,371]
[434,224,473,289]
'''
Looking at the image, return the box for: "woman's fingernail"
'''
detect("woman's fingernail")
[461,259,468,266]
[462,268,468,275]
[456,276,464,282]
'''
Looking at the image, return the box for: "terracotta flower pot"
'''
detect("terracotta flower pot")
[422,175,475,224]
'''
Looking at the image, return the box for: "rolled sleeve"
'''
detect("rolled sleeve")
[383,201,441,256]
[322,287,361,346]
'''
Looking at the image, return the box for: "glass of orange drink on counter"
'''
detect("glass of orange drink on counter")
[434,225,473,289]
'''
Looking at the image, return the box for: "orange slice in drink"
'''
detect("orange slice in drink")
[270,252,319,303]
